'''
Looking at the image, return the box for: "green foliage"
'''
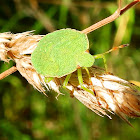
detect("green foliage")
[0,0,140,140]
[31,29,94,77]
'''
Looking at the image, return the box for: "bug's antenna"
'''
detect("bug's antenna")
[81,0,140,34]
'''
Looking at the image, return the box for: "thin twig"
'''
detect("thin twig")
[120,0,140,15]
[81,0,140,34]
[0,66,17,80]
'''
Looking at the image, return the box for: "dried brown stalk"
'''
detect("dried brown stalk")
[0,66,17,80]
[0,31,47,94]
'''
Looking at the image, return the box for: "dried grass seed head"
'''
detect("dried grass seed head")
[67,66,140,125]
[0,31,48,93]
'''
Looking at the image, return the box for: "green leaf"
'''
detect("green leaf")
[31,29,94,77]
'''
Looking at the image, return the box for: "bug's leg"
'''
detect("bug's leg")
[70,88,74,98]
[0,66,17,80]
[62,74,76,98]
[84,67,91,80]
[45,77,54,83]
[78,68,103,105]
[54,78,66,99]
[45,77,64,99]
[81,0,140,34]
[93,44,128,72]
[77,68,95,95]
[84,67,100,99]
[63,74,71,88]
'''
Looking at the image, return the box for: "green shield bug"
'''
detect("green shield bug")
[31,29,95,93]
[31,29,94,78]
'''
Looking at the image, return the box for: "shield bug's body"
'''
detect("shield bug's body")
[31,29,95,93]
[31,29,94,78]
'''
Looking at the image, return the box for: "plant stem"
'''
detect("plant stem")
[0,66,17,80]
[81,0,140,34]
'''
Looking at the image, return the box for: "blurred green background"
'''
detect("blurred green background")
[0,0,140,140]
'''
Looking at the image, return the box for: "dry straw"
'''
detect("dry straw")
[0,31,140,126]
